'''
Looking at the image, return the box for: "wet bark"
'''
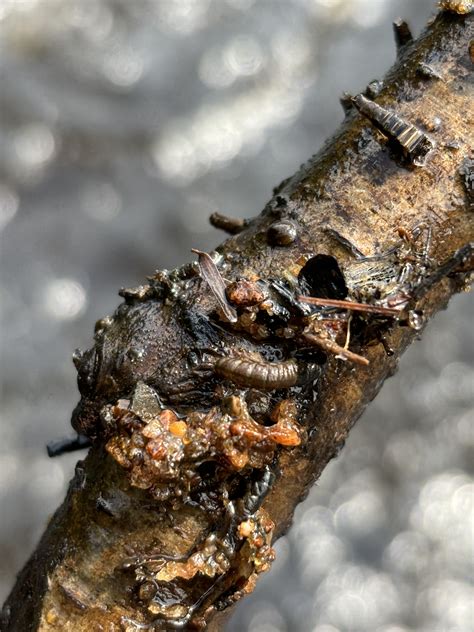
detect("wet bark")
[2,9,473,632]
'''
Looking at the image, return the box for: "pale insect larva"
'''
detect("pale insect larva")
[352,94,435,166]
[214,354,299,390]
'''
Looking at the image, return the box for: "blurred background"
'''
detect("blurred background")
[1,1,473,630]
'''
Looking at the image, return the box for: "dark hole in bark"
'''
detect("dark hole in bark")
[227,475,248,501]
[298,254,348,299]
[196,461,218,481]
[293,347,327,365]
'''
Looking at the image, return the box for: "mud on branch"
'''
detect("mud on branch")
[2,7,473,632]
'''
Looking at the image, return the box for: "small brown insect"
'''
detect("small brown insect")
[352,94,434,166]
[192,248,238,323]
[215,353,299,390]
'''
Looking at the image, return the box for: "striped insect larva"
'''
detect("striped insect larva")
[352,94,434,166]
[214,354,299,390]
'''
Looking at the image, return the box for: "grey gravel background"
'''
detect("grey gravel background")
[1,1,473,631]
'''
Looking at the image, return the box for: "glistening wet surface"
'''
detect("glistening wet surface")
[1,1,472,630]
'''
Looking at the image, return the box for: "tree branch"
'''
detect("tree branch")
[2,8,473,632]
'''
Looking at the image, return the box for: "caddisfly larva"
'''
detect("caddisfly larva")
[352,93,434,166]
[214,354,300,390]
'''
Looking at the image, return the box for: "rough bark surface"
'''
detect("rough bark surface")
[2,9,473,632]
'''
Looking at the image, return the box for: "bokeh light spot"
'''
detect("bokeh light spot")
[42,278,87,321]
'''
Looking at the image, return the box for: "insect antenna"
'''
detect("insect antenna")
[298,295,401,317]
